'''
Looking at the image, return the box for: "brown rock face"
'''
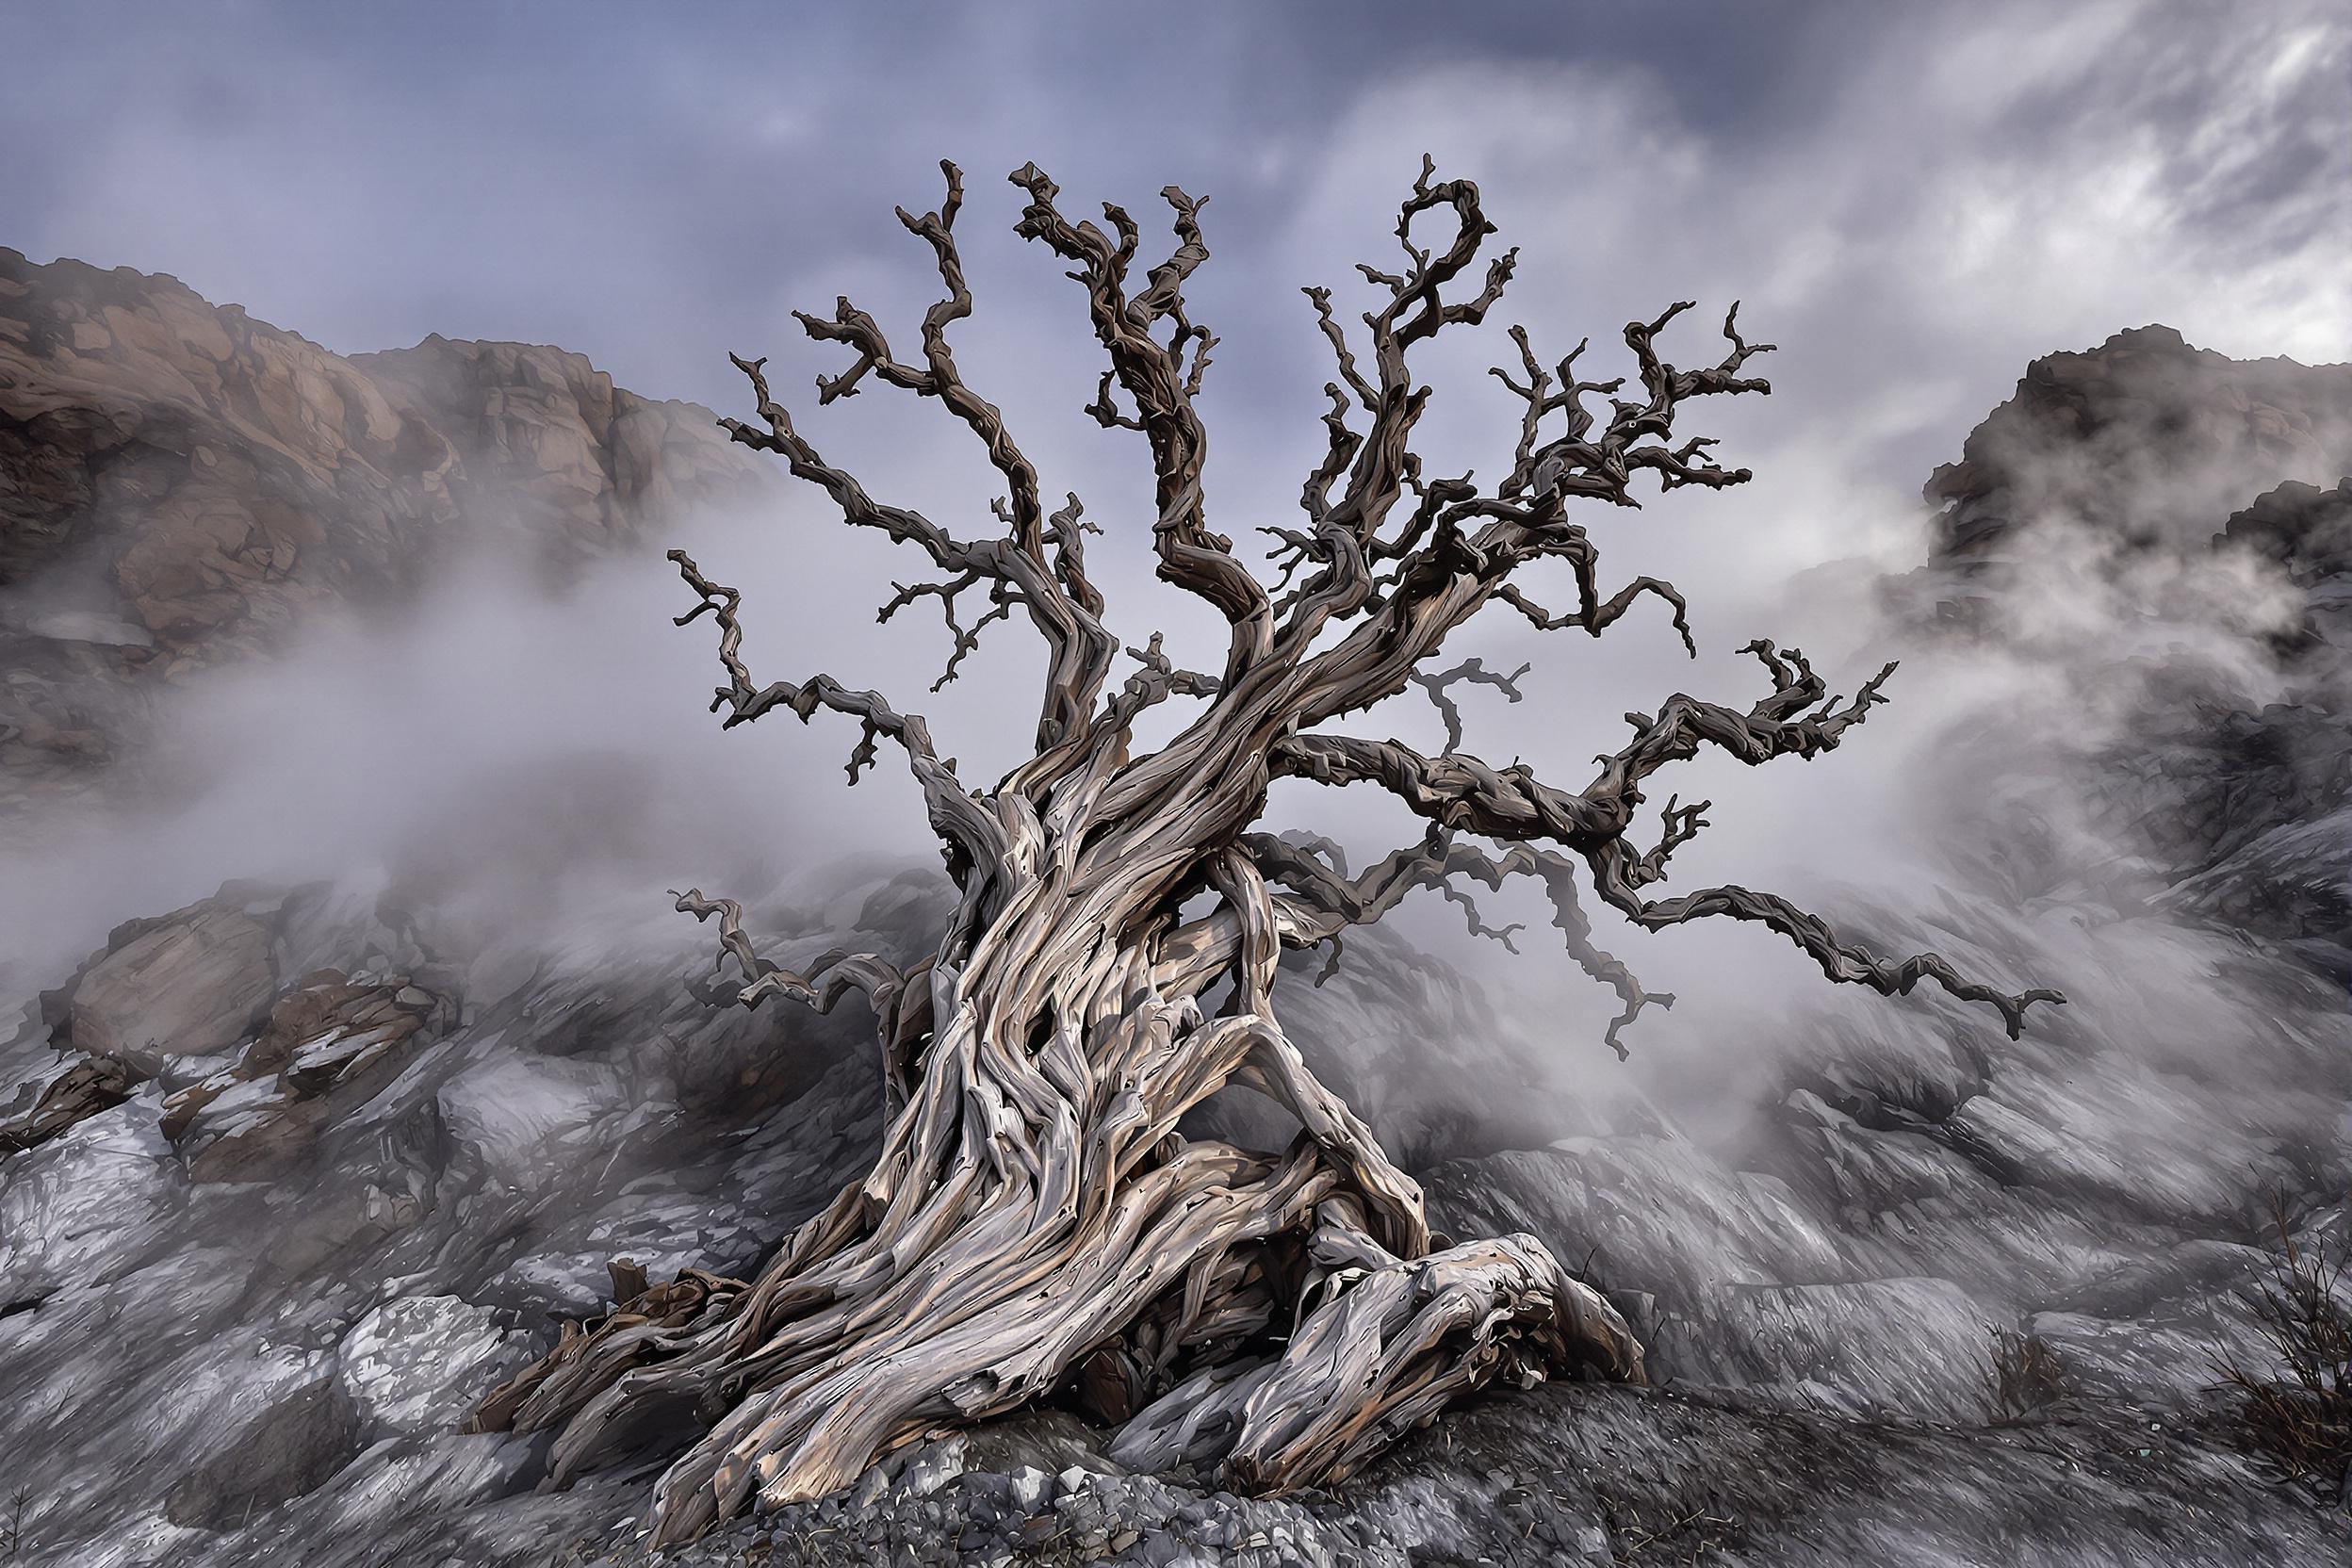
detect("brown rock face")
[4,883,458,1165]
[0,247,776,811]
[66,903,278,1071]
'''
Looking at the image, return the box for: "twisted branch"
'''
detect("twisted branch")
[669,549,1004,874]
[1011,163,1270,679]
[723,161,1118,759]
[1583,858,2066,1039]
[671,889,906,1014]
[1407,656,1530,755]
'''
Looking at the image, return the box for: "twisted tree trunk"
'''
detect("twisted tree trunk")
[468,157,2060,1547]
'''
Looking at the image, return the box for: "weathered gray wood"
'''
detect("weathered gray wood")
[468,156,2062,1547]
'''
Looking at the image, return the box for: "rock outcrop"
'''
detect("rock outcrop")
[1915,327,2352,974]
[60,900,279,1071]
[0,249,775,814]
[1924,324,2352,572]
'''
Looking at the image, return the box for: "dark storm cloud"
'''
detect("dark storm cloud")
[11,1,2336,421]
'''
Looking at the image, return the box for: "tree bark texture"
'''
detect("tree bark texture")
[469,158,2062,1547]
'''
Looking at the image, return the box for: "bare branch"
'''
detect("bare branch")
[1011,162,1273,678]
[1304,286,1377,409]
[1298,382,1365,531]
[1407,656,1530,755]
[722,163,1122,761]
[876,567,1020,693]
[1100,631,1224,737]
[1438,880,1525,950]
[1273,632,2056,1048]
[1271,157,1520,645]
[1384,154,1517,351]
[1084,369,1145,432]
[1271,731,1622,846]
[1046,491,1105,618]
[717,352,986,576]
[1582,855,2066,1039]
[1621,793,1712,890]
[1588,641,1901,807]
[794,160,1048,563]
[669,549,1005,871]
[1433,838,1670,1062]
[1494,531,1699,658]
[1244,827,1671,1059]
[672,888,906,1015]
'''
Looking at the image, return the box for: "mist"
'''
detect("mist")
[8,0,2349,1145]
[9,8,2352,1564]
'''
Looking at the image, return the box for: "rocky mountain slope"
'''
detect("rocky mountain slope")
[0,249,774,817]
[2,295,2349,1567]
[1924,324,2352,571]
[1922,325,2352,972]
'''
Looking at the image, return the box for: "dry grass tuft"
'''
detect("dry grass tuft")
[1987,1328,2072,1424]
[2212,1194,2352,1499]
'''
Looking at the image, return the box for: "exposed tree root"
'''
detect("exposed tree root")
[1114,1227,1642,1487]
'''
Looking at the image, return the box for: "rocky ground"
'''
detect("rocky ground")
[8,868,2344,1568]
[2,271,2349,1565]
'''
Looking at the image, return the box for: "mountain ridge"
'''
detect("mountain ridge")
[0,247,776,814]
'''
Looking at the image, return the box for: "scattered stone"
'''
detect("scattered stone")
[1005,1465,1050,1514]
[896,1436,968,1500]
[0,1054,139,1153]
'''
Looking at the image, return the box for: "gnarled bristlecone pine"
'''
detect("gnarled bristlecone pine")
[466,156,2064,1546]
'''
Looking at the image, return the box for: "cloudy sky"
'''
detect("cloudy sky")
[6,1,2348,1061]
[9,1,2342,556]
[9,2,2343,423]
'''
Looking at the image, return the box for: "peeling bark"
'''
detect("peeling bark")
[469,157,2062,1546]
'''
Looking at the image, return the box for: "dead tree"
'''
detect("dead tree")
[470,158,2063,1544]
